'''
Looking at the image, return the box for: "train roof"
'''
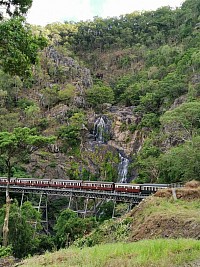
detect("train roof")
[51,179,82,183]
[16,178,51,181]
[82,181,114,184]
[141,183,169,186]
[115,183,140,186]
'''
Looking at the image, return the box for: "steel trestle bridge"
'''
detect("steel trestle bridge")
[0,185,148,204]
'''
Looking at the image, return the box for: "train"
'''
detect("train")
[0,177,170,194]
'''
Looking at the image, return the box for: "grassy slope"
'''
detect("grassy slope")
[21,239,200,267]
[128,196,200,241]
[74,193,200,247]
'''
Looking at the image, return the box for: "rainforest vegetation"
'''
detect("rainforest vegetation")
[0,0,200,259]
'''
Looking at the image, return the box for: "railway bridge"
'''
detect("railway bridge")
[0,184,149,227]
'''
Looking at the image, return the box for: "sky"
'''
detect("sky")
[27,0,184,26]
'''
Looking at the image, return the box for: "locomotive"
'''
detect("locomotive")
[0,177,169,194]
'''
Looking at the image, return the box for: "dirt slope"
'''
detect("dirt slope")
[127,182,200,241]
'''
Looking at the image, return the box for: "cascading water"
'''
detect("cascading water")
[93,117,106,143]
[118,153,129,183]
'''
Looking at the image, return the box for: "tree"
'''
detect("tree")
[0,0,32,19]
[0,201,42,258]
[54,209,96,248]
[160,101,200,143]
[57,112,86,151]
[0,127,55,246]
[0,17,47,77]
[158,136,200,183]
[86,84,114,110]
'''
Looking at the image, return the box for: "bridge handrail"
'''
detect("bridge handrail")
[168,182,184,188]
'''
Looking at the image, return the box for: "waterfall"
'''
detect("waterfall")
[94,117,106,143]
[118,153,129,183]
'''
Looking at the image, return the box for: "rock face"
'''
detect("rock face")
[86,106,144,156]
[107,106,144,156]
[26,152,69,180]
[80,106,145,181]
[45,46,93,107]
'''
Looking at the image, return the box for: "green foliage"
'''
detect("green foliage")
[0,70,23,108]
[158,136,200,183]
[82,147,119,182]
[134,136,161,183]
[75,217,131,248]
[0,201,42,258]
[21,239,200,267]
[41,85,59,109]
[0,127,55,178]
[57,112,86,151]
[24,104,40,127]
[97,201,114,222]
[11,166,31,178]
[0,17,47,77]
[136,135,200,183]
[0,245,12,258]
[86,85,114,110]
[138,113,160,129]
[0,0,33,19]
[0,111,21,132]
[54,209,97,248]
[57,125,81,149]
[17,98,35,110]
[58,84,75,104]
[37,118,49,131]
[160,101,200,131]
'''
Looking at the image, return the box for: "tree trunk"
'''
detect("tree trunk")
[2,186,11,247]
[2,163,11,247]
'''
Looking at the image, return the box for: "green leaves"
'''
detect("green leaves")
[0,201,42,258]
[158,136,200,183]
[161,101,200,127]
[0,0,32,19]
[0,127,55,177]
[0,17,48,77]
[86,84,114,110]
[54,209,97,248]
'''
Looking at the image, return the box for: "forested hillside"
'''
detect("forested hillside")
[0,0,200,260]
[1,0,200,184]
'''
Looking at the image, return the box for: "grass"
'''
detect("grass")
[21,239,200,267]
[75,197,200,247]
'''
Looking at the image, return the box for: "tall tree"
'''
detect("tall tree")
[0,0,32,19]
[0,17,47,77]
[0,127,55,246]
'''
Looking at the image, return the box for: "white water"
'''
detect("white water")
[118,153,129,183]
[94,117,106,143]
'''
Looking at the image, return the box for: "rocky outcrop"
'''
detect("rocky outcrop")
[86,106,144,157]
[108,106,144,156]
[45,46,93,107]
[26,152,69,180]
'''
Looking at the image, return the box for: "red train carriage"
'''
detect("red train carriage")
[115,183,140,193]
[14,178,51,187]
[81,181,114,191]
[50,179,82,189]
[0,177,8,185]
[0,177,170,194]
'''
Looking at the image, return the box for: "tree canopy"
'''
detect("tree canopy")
[0,17,47,77]
[0,0,32,19]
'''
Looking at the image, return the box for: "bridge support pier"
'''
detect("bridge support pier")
[20,190,25,209]
[83,198,89,219]
[112,198,117,219]
[34,193,49,233]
